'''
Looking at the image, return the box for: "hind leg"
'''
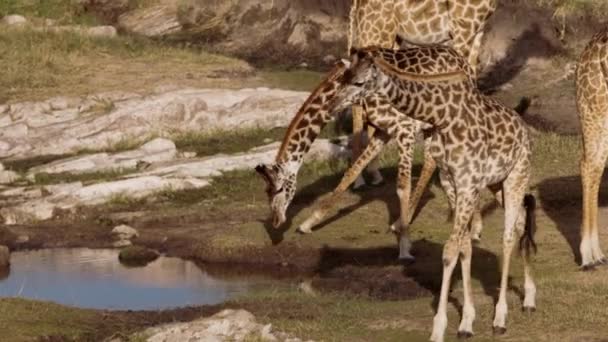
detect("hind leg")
[493,160,530,334]
[580,125,608,269]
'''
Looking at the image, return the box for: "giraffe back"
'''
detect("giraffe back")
[577,28,608,123]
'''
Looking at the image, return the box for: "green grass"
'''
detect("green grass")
[173,127,287,157]
[31,168,137,186]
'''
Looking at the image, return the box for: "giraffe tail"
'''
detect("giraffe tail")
[519,194,538,257]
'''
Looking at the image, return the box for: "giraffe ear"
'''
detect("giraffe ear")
[255,164,277,190]
[340,58,351,68]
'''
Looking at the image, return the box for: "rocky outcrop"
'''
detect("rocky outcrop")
[0,88,308,160]
[0,139,349,225]
[142,309,312,342]
[27,138,177,177]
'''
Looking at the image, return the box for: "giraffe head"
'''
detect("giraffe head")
[333,48,383,110]
[255,163,297,228]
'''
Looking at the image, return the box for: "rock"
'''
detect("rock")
[143,309,308,342]
[15,235,29,244]
[113,239,132,248]
[28,138,177,176]
[2,15,27,26]
[0,88,307,160]
[0,170,19,184]
[134,139,348,180]
[287,22,314,50]
[111,224,139,240]
[323,54,337,65]
[85,25,117,37]
[1,176,209,224]
[118,5,182,37]
[179,151,197,159]
[0,245,10,268]
[118,246,159,267]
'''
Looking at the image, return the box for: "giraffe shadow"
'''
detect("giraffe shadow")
[537,172,608,265]
[478,23,563,94]
[295,164,438,234]
[314,239,515,313]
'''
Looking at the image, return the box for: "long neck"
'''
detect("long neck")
[377,68,471,128]
[275,64,346,169]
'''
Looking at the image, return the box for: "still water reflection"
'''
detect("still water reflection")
[0,248,251,310]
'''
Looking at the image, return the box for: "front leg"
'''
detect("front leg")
[298,132,390,233]
[351,104,367,189]
[389,119,417,261]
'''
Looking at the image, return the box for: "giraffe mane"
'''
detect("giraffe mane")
[372,56,468,82]
[353,46,468,83]
[275,61,348,163]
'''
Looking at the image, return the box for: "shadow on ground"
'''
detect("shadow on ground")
[537,172,608,265]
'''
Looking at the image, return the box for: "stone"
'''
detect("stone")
[0,88,307,160]
[86,25,117,37]
[287,22,314,50]
[0,170,19,184]
[143,309,307,342]
[323,54,337,65]
[113,239,132,248]
[2,15,27,26]
[111,224,139,240]
[118,5,181,37]
[28,138,177,176]
[118,246,159,267]
[180,151,197,158]
[15,235,29,244]
[0,245,9,268]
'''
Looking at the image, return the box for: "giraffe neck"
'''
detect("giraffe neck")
[375,62,472,128]
[274,63,346,171]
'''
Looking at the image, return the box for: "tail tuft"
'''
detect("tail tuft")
[519,194,538,257]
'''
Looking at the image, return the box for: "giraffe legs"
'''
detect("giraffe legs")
[390,120,417,261]
[351,104,367,189]
[430,173,478,342]
[492,165,533,334]
[580,145,608,269]
[351,105,385,189]
[406,139,437,224]
[298,132,390,234]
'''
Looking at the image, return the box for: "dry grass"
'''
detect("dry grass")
[0,27,252,103]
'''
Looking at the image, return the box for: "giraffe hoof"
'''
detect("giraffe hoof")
[457,331,473,339]
[595,257,608,265]
[581,264,597,272]
[296,226,313,234]
[369,179,386,187]
[492,326,507,335]
[351,184,369,192]
[398,255,415,264]
[522,306,536,314]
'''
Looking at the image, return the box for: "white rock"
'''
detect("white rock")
[111,224,139,239]
[2,15,27,26]
[28,138,177,176]
[0,170,20,184]
[180,151,197,159]
[0,88,308,159]
[86,25,117,37]
[1,176,209,224]
[15,235,30,244]
[113,239,132,248]
[143,309,306,342]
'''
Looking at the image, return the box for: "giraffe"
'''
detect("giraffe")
[577,28,608,270]
[256,54,484,261]
[328,46,537,341]
[345,0,497,237]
